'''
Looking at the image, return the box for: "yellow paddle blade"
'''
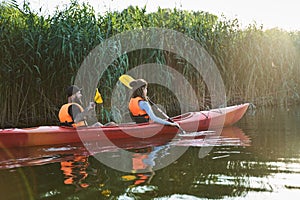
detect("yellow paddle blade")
[94,88,103,104]
[121,175,136,181]
[119,74,135,89]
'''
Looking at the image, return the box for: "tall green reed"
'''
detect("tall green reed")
[1,1,299,127]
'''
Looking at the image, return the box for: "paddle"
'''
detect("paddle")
[119,74,186,134]
[71,88,103,125]
[94,88,103,104]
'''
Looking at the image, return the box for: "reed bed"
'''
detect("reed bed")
[1,1,299,127]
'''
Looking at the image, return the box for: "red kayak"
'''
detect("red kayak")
[0,103,249,148]
[0,126,249,169]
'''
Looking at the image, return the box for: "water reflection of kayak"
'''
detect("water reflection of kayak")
[173,126,251,147]
[118,126,251,187]
[0,143,88,169]
[0,126,249,170]
[0,103,249,148]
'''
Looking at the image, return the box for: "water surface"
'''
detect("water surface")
[0,105,300,199]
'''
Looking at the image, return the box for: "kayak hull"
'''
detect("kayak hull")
[0,126,250,169]
[0,103,249,148]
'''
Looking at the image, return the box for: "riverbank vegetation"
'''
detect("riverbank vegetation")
[1,1,299,127]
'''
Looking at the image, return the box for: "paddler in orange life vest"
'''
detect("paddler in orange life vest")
[58,85,102,127]
[128,79,178,126]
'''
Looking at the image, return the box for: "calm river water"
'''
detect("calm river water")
[0,105,300,199]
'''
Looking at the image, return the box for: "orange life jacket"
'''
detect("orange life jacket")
[58,103,86,127]
[128,97,149,123]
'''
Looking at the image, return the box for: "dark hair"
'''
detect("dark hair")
[130,79,148,99]
[67,85,82,97]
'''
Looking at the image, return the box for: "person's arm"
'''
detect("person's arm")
[68,104,82,122]
[69,103,95,123]
[139,101,175,126]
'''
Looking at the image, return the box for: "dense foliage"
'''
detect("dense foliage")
[1,0,299,127]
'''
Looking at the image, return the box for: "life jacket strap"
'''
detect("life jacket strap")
[60,121,74,127]
[129,112,149,124]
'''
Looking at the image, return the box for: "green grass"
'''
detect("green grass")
[0,0,299,127]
